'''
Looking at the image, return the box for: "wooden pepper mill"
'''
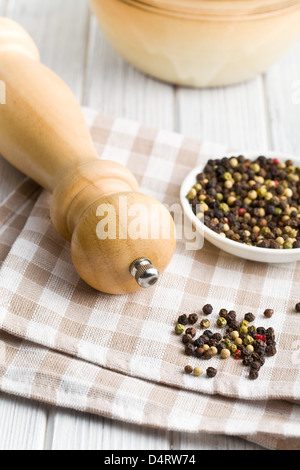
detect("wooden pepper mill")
[0,18,176,294]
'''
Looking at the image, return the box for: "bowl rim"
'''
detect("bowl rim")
[180,150,300,259]
[120,0,300,20]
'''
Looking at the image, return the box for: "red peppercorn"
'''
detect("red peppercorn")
[273,158,279,165]
[234,349,242,359]
[274,180,279,186]
[255,334,266,343]
[224,217,229,223]
[238,208,246,216]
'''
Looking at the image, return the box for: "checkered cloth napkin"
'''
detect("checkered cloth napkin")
[1,107,300,450]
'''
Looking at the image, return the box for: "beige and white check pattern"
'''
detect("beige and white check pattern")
[0,107,300,449]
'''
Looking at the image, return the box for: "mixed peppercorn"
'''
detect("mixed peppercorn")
[175,305,277,380]
[187,155,300,249]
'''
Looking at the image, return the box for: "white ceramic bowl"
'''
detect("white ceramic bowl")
[180,151,300,263]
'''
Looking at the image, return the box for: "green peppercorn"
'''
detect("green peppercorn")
[216,317,227,328]
[223,172,232,181]
[187,188,197,199]
[240,320,249,328]
[175,324,185,335]
[243,335,254,346]
[247,325,257,336]
[200,318,211,329]
[221,338,231,348]
[219,203,229,212]
[251,163,260,173]
[274,207,282,216]
[229,343,237,354]
[239,325,248,335]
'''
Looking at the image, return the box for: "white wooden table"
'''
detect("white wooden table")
[1,0,299,450]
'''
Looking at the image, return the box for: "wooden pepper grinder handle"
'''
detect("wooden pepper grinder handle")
[0,18,176,294]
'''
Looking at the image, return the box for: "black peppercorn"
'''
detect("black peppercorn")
[295,303,300,313]
[249,369,259,380]
[250,361,261,372]
[265,344,277,357]
[203,349,213,360]
[263,309,274,318]
[227,311,237,321]
[193,336,204,348]
[202,304,213,315]
[188,313,198,324]
[229,320,240,331]
[256,327,266,335]
[185,327,196,338]
[212,332,222,342]
[184,365,193,374]
[206,367,217,378]
[178,314,189,325]
[182,334,193,345]
[185,343,194,356]
[203,329,214,339]
[195,347,205,358]
[219,308,228,318]
[244,312,255,323]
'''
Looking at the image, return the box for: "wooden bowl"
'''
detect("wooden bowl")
[89,0,300,87]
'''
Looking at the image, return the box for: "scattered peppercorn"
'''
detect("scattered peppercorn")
[244,312,255,323]
[220,348,230,359]
[193,367,203,376]
[188,313,198,324]
[202,304,213,315]
[295,303,300,313]
[184,365,193,374]
[178,314,189,325]
[185,343,194,356]
[263,309,274,318]
[206,367,217,378]
[200,318,211,329]
[182,334,193,345]
[176,305,277,380]
[216,317,227,328]
[185,327,196,338]
[249,369,259,380]
[175,324,185,335]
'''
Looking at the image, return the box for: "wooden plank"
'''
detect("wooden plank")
[0,393,48,450]
[47,410,171,450]
[7,0,90,101]
[83,16,175,130]
[264,37,300,155]
[177,76,269,151]
[173,432,263,450]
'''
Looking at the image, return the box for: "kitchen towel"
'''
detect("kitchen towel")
[0,107,300,449]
